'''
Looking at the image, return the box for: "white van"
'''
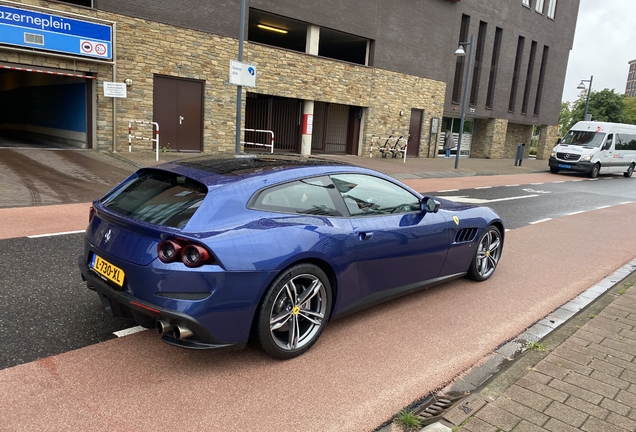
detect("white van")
[549,121,636,178]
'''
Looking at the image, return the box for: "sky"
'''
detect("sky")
[561,0,636,103]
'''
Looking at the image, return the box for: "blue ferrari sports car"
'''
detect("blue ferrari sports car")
[79,154,504,359]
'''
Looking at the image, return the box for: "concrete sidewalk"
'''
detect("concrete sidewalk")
[102,148,550,179]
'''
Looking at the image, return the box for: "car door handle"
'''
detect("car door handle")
[357,232,374,241]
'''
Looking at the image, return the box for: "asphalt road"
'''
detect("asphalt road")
[0,234,131,369]
[1,173,634,371]
[432,175,636,229]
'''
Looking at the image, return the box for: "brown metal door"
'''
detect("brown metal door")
[153,76,203,152]
[408,109,423,157]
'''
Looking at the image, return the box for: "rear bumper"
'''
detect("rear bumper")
[548,157,593,173]
[79,256,246,351]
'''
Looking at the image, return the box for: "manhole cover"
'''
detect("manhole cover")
[413,393,488,427]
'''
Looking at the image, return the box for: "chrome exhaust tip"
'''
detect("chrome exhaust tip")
[156,320,173,336]
[173,325,193,340]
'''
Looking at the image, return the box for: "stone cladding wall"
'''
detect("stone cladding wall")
[536,124,558,160]
[471,118,509,159]
[2,1,445,156]
[503,123,533,159]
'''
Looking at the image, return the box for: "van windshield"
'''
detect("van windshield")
[561,131,606,147]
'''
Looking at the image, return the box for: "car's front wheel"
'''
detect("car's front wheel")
[256,264,332,359]
[589,163,600,178]
[624,163,634,178]
[468,225,503,282]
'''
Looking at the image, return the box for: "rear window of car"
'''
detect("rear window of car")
[101,169,207,228]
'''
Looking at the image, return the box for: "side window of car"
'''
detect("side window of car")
[330,173,420,216]
[251,177,342,216]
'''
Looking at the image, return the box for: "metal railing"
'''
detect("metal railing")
[241,129,275,153]
[128,120,160,161]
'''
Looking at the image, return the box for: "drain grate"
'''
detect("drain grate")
[413,393,488,427]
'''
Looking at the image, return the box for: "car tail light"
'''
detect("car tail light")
[182,244,210,268]
[158,239,182,263]
[157,238,214,267]
[89,206,96,223]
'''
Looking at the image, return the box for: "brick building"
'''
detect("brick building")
[0,0,580,159]
[627,59,636,97]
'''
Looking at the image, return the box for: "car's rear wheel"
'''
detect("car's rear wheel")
[467,225,503,282]
[589,163,600,178]
[624,164,634,178]
[256,264,332,359]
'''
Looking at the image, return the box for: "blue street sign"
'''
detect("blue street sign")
[0,4,112,60]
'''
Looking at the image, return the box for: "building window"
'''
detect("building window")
[486,27,503,109]
[509,36,525,113]
[547,0,557,19]
[53,0,92,6]
[535,0,545,13]
[248,9,370,65]
[522,41,537,115]
[452,14,471,104]
[470,21,488,106]
[534,45,549,116]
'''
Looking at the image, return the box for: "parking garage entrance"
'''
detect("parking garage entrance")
[0,65,94,149]
[245,93,361,155]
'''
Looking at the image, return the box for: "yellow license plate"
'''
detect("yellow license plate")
[91,254,125,287]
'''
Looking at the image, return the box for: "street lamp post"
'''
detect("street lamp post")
[453,34,475,169]
[576,75,593,121]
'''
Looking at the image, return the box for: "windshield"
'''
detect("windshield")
[560,130,606,147]
[102,170,207,228]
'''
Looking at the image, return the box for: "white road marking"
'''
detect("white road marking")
[530,182,545,185]
[504,184,520,187]
[522,188,551,194]
[588,179,599,181]
[596,205,612,210]
[113,326,147,337]
[530,218,553,225]
[442,194,539,204]
[572,179,585,182]
[436,189,459,193]
[620,201,635,205]
[28,230,85,238]
[567,211,585,216]
[475,186,492,189]
[552,181,565,183]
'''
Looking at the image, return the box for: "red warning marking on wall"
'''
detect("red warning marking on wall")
[0,65,96,79]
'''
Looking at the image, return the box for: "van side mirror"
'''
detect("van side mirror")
[556,138,562,144]
[421,197,441,213]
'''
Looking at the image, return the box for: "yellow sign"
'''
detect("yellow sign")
[453,216,460,225]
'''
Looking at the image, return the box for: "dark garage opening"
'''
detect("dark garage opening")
[0,67,92,149]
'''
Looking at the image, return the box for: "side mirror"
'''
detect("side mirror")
[421,197,441,213]
[556,137,562,144]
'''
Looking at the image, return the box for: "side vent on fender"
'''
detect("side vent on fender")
[454,228,478,243]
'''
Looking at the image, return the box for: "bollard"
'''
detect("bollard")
[514,143,525,166]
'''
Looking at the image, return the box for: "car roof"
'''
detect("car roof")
[175,154,350,174]
[152,154,356,186]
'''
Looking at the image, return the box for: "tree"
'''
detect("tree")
[570,89,626,126]
[558,101,572,136]
[624,96,636,125]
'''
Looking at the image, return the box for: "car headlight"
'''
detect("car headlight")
[550,151,556,158]
[580,155,592,162]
